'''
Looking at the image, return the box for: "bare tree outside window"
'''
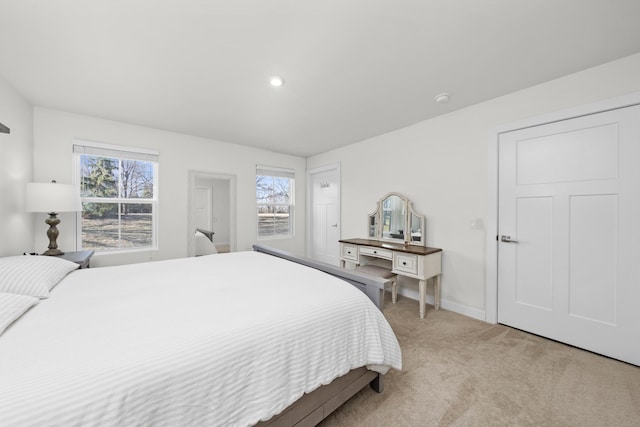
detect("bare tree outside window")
[256,172,294,239]
[78,151,157,252]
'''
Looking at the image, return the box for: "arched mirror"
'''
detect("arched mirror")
[381,193,406,241]
[368,192,426,246]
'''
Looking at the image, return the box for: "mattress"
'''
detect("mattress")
[0,251,401,426]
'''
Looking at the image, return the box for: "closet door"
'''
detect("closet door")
[194,186,213,230]
[498,105,640,365]
[308,165,341,266]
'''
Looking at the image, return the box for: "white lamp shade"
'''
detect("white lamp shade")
[25,182,82,213]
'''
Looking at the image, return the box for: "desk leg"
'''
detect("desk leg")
[434,275,441,310]
[419,279,426,319]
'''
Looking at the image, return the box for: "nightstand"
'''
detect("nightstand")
[55,250,95,269]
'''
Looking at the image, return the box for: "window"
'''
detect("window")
[256,165,294,239]
[73,143,159,252]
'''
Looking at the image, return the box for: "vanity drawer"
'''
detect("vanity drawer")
[394,253,419,275]
[341,244,358,261]
[359,246,392,260]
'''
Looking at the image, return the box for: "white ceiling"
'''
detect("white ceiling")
[1,1,640,157]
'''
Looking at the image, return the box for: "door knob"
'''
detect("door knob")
[500,235,519,243]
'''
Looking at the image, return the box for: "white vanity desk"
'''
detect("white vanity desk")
[339,238,443,318]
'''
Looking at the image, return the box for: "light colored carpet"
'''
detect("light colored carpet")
[320,295,640,426]
[216,244,231,253]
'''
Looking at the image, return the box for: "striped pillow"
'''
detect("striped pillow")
[0,292,39,336]
[0,256,79,298]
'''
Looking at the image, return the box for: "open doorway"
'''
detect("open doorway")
[187,171,236,256]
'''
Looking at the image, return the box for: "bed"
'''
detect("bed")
[0,246,402,426]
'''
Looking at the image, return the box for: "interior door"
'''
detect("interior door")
[498,105,640,365]
[309,166,340,265]
[193,186,212,230]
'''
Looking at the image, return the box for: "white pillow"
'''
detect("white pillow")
[195,231,218,256]
[0,292,39,336]
[0,256,79,298]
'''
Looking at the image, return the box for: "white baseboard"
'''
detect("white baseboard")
[395,288,486,322]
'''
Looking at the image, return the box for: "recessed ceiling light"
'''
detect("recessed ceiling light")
[434,93,450,103]
[270,76,285,87]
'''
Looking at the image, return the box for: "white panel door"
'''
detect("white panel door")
[498,105,640,365]
[193,186,213,230]
[309,167,340,265]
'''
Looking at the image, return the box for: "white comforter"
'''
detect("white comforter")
[0,251,401,427]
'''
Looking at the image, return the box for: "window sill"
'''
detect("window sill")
[90,247,159,257]
[257,236,294,241]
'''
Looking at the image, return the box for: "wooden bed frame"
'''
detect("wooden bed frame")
[253,244,389,311]
[252,244,392,427]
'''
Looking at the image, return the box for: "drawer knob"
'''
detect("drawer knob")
[347,251,351,254]
[402,261,407,266]
[373,250,377,254]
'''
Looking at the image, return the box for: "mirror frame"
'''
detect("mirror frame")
[368,192,426,246]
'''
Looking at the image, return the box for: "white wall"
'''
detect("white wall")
[308,53,640,320]
[0,75,34,256]
[33,108,306,267]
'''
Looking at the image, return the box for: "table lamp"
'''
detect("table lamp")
[25,180,82,256]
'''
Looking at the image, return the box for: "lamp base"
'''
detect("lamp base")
[44,212,64,257]
[43,248,64,256]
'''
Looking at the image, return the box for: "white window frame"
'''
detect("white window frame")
[256,165,295,240]
[73,141,159,254]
